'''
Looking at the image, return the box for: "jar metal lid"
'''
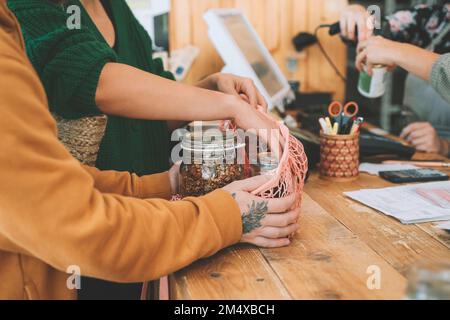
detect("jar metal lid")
[181,129,245,152]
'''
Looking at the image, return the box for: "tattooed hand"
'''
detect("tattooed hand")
[223,176,300,248]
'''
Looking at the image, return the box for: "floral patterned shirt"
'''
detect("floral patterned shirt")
[387,3,450,54]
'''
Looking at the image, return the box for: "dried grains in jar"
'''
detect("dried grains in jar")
[180,127,245,197]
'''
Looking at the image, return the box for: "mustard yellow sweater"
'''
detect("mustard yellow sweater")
[0,0,241,300]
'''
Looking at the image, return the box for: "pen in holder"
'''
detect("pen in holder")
[320,131,360,181]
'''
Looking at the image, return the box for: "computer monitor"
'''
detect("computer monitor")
[127,0,170,51]
[204,9,294,111]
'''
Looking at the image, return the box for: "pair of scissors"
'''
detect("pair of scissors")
[327,101,359,134]
[328,101,359,119]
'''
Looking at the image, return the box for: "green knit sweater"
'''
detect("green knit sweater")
[8,0,174,176]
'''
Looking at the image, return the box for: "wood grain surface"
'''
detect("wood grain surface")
[170,135,450,300]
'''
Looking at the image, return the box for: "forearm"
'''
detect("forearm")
[3,126,241,282]
[82,165,172,199]
[394,43,440,81]
[96,63,239,122]
[2,173,241,282]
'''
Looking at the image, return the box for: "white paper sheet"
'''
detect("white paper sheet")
[345,181,450,224]
[359,163,418,176]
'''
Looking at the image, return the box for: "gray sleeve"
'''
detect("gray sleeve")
[430,54,450,105]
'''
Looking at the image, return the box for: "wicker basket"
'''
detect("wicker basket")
[54,114,108,167]
[320,132,359,182]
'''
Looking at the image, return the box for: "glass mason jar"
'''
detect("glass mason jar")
[251,152,279,176]
[258,152,279,175]
[254,152,285,198]
[179,127,245,197]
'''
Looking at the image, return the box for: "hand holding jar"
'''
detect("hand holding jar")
[223,175,300,248]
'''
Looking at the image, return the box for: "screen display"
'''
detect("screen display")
[221,14,284,97]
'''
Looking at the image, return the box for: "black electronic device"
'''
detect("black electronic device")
[290,128,321,174]
[328,22,342,36]
[292,32,318,52]
[359,133,415,159]
[379,169,449,184]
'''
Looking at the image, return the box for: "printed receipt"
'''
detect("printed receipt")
[345,181,450,224]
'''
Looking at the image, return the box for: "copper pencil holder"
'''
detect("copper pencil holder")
[320,132,360,182]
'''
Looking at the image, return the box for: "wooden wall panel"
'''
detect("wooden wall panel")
[170,0,348,101]
[233,0,279,51]
[169,0,192,48]
[286,0,311,91]
[305,0,348,98]
[264,0,280,52]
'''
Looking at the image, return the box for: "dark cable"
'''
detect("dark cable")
[314,24,347,82]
